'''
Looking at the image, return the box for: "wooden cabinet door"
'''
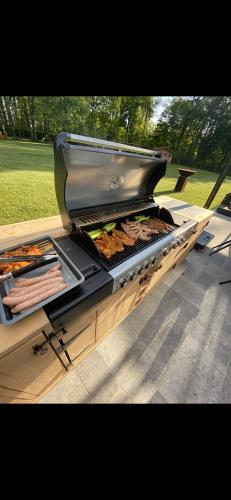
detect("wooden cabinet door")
[0,332,66,403]
[96,288,124,342]
[53,310,96,366]
[117,280,140,322]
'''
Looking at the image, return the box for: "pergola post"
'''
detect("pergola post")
[204,156,231,209]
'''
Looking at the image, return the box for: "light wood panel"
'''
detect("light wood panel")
[52,310,96,366]
[0,309,53,360]
[0,331,66,403]
[0,215,68,250]
[96,288,124,341]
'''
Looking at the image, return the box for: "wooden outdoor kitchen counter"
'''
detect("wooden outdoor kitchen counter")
[0,197,213,403]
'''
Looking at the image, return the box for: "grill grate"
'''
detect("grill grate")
[87,227,176,271]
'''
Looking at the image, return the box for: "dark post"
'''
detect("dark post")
[174,168,196,192]
[204,156,231,209]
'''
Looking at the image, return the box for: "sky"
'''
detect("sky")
[152,96,173,123]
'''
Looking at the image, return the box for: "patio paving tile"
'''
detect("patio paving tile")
[75,350,120,404]
[37,369,89,404]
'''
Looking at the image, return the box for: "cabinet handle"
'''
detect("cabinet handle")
[33,344,48,356]
[58,323,92,350]
[40,347,48,356]
[154,265,163,273]
[139,274,151,285]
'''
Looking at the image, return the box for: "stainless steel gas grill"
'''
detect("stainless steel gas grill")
[54,133,198,292]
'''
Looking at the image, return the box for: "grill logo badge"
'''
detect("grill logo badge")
[110,176,122,191]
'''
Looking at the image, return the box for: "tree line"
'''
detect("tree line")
[0,96,157,146]
[152,96,231,173]
[1,96,231,173]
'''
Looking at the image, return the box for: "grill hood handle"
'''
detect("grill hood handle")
[55,132,173,161]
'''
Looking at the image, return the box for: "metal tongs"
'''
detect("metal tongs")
[0,251,59,282]
[0,251,58,263]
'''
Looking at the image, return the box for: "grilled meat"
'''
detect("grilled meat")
[95,234,115,259]
[145,218,171,233]
[112,229,135,247]
[90,216,172,260]
[95,231,124,259]
[121,220,159,241]
[139,232,151,241]
[101,232,117,253]
[95,241,113,259]
[141,224,159,234]
[0,244,43,275]
[113,237,124,252]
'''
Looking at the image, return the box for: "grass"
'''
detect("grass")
[0,139,59,226]
[0,139,231,226]
[155,163,231,208]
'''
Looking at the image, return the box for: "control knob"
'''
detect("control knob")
[172,239,179,249]
[150,256,157,265]
[162,248,169,256]
[144,260,150,269]
[119,278,128,288]
[137,266,144,275]
[174,238,181,247]
[128,271,137,281]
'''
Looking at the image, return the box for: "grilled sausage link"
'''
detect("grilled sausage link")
[48,263,61,273]
[11,283,68,313]
[9,276,64,294]
[16,269,61,287]
[3,279,66,306]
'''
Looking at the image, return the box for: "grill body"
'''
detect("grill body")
[54,133,197,291]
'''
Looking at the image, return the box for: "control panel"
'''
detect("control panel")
[116,236,186,289]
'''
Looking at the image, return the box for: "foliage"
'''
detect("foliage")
[0,96,157,145]
[1,96,231,173]
[152,96,231,173]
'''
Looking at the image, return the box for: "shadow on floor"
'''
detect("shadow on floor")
[76,245,231,404]
[77,281,199,403]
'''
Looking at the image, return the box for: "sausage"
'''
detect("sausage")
[47,263,61,273]
[3,279,67,306]
[9,276,65,294]
[11,283,68,313]
[15,269,61,287]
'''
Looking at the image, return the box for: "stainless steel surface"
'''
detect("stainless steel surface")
[72,201,156,228]
[0,272,13,282]
[63,146,165,214]
[0,236,85,326]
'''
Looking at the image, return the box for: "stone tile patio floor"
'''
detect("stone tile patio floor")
[38,211,231,404]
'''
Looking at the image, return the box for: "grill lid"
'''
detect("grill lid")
[54,133,173,229]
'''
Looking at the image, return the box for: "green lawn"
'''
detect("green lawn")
[0,139,231,226]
